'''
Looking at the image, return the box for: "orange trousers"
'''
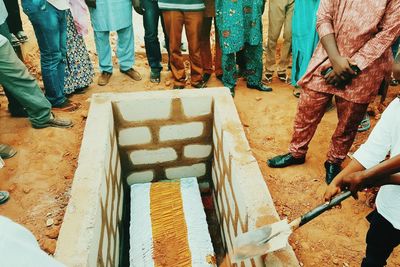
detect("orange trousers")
[200,17,222,76]
[162,10,203,86]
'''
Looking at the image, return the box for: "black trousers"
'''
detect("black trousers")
[361,210,400,267]
[4,0,24,34]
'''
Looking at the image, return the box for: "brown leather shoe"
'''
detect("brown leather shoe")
[121,68,142,81]
[98,71,112,86]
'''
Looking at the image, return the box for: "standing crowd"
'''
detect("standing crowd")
[0,0,400,266]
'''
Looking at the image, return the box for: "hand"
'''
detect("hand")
[133,0,143,15]
[331,56,356,81]
[324,171,366,201]
[324,70,347,88]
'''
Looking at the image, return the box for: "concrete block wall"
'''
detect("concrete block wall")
[55,89,300,267]
[211,93,300,267]
[112,93,214,185]
[55,99,125,267]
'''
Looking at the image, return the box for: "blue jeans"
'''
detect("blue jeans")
[94,25,134,73]
[142,0,169,72]
[22,0,67,106]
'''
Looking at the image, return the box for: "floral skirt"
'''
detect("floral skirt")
[64,10,94,94]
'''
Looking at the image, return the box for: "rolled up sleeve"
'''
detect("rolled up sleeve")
[316,0,335,39]
[353,100,398,168]
[350,0,400,70]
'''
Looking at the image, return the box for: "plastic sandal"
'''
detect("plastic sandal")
[0,191,9,205]
[358,115,371,132]
[0,144,17,159]
[293,86,301,98]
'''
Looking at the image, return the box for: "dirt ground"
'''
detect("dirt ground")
[1,12,400,267]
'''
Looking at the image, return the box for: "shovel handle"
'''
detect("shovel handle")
[299,190,352,227]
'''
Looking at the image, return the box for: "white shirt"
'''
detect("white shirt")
[47,0,69,10]
[0,216,66,266]
[0,0,8,25]
[353,98,400,230]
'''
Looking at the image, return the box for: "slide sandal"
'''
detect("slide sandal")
[358,115,371,132]
[0,144,17,159]
[0,191,9,205]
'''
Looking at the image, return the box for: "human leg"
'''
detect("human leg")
[163,10,185,87]
[265,0,286,73]
[0,39,51,126]
[277,0,294,74]
[200,17,213,76]
[214,18,222,77]
[93,30,113,73]
[4,0,24,35]
[116,25,135,72]
[143,0,163,71]
[326,96,368,165]
[22,3,67,106]
[221,52,236,95]
[184,11,204,86]
[288,89,332,158]
[361,210,400,267]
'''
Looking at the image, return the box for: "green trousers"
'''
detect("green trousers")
[222,42,263,89]
[0,25,51,127]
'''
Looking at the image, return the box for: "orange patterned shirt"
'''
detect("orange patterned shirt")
[298,0,400,104]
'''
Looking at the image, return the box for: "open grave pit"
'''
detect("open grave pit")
[54,88,299,267]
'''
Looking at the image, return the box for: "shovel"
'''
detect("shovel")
[232,190,352,261]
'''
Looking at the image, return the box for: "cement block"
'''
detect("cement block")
[159,122,203,141]
[130,148,177,165]
[181,96,212,118]
[165,163,206,180]
[119,127,152,146]
[224,176,236,217]
[127,170,154,185]
[117,98,171,122]
[183,144,212,159]
[130,178,215,267]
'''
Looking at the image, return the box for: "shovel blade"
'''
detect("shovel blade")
[232,220,292,262]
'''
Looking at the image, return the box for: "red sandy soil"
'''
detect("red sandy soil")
[1,13,399,267]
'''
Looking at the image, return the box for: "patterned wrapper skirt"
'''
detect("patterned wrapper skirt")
[64,10,94,94]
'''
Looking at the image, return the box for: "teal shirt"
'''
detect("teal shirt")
[291,0,320,86]
[89,0,132,32]
[216,0,264,55]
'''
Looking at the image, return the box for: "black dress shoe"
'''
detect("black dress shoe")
[247,83,273,92]
[203,73,211,84]
[324,161,341,185]
[193,80,207,89]
[173,85,185,90]
[267,153,305,168]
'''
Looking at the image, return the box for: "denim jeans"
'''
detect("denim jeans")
[142,0,169,72]
[21,0,67,106]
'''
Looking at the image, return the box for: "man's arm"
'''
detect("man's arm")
[324,99,399,200]
[351,0,400,71]
[324,155,400,201]
[320,34,355,86]
[316,0,355,86]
